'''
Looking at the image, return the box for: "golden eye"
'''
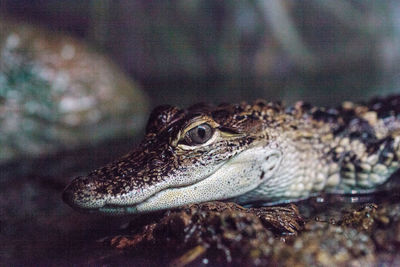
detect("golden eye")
[184,123,214,145]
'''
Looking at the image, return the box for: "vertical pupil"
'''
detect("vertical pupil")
[197,127,206,139]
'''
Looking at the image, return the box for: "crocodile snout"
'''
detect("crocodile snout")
[62,176,106,210]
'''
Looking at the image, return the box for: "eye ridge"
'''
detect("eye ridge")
[184,123,214,145]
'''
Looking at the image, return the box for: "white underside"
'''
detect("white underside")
[135,145,282,213]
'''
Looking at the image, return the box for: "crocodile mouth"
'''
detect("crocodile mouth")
[93,163,228,215]
[94,146,274,215]
[62,158,228,215]
[94,184,201,215]
[97,204,139,215]
[64,142,274,215]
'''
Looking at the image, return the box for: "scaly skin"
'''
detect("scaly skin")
[63,95,400,214]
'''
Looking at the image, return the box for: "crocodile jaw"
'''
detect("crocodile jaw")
[95,146,282,215]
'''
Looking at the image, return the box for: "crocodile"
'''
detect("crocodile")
[62,95,400,215]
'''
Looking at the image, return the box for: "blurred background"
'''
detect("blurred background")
[3,1,400,106]
[1,0,400,264]
[2,0,400,162]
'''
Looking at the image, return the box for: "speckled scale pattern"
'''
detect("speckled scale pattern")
[63,95,400,213]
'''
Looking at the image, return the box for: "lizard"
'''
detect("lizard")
[62,95,400,215]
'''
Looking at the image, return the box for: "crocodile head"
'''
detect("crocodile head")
[62,101,284,214]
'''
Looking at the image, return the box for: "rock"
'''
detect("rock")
[0,18,148,163]
[108,201,304,266]
[98,195,400,266]
[273,221,376,266]
[339,203,390,232]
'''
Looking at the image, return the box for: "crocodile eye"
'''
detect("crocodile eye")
[184,123,214,145]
